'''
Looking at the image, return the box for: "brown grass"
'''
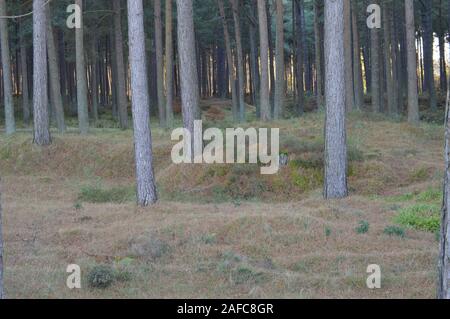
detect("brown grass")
[0,108,444,299]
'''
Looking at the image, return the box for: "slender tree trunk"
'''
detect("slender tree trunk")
[113,0,129,129]
[0,0,15,135]
[313,0,323,108]
[33,0,51,145]
[351,0,363,110]
[0,180,3,299]
[405,0,419,124]
[439,85,450,299]
[439,36,447,92]
[20,24,30,126]
[422,0,437,111]
[324,0,348,199]
[46,5,66,133]
[177,0,200,138]
[371,0,381,113]
[230,0,246,122]
[165,0,174,127]
[343,0,354,112]
[127,0,158,206]
[154,0,166,127]
[383,4,396,115]
[249,8,260,116]
[294,0,305,116]
[217,0,238,121]
[75,0,89,134]
[257,0,270,121]
[274,0,285,119]
[90,36,99,123]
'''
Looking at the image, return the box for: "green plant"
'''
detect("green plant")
[325,227,332,238]
[416,187,442,203]
[231,265,267,285]
[356,221,370,234]
[394,204,440,232]
[78,185,135,203]
[383,226,406,238]
[87,265,115,289]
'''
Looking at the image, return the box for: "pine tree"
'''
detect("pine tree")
[127,0,158,206]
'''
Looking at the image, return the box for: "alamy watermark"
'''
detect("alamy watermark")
[171,121,280,175]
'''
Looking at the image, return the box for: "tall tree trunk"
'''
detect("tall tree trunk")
[257,0,270,121]
[274,0,285,119]
[324,0,348,199]
[294,0,305,116]
[127,0,158,206]
[177,0,200,138]
[313,0,323,108]
[90,36,99,123]
[351,0,363,110]
[0,181,3,299]
[75,0,89,134]
[439,85,450,299]
[46,5,66,133]
[155,0,166,127]
[371,0,381,113]
[343,0,354,112]
[217,0,238,121]
[0,0,15,135]
[33,0,51,145]
[439,36,447,92]
[165,0,174,127]
[20,24,30,126]
[249,6,260,115]
[230,0,246,122]
[422,0,437,111]
[405,0,419,124]
[113,0,129,129]
[383,3,396,115]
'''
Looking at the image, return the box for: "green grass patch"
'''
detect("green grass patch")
[394,204,440,233]
[416,187,442,203]
[356,221,370,234]
[383,226,406,238]
[78,185,135,203]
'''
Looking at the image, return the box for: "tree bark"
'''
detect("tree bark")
[439,85,450,299]
[0,0,15,135]
[370,0,381,113]
[154,0,166,127]
[343,0,354,112]
[294,0,305,116]
[422,0,437,111]
[20,23,30,126]
[405,0,419,124]
[113,0,129,129]
[383,3,396,115]
[324,0,348,199]
[177,0,200,137]
[89,35,99,123]
[257,0,270,121]
[46,5,66,133]
[127,0,158,206]
[33,0,51,146]
[217,0,238,121]
[274,0,285,119]
[75,0,90,134]
[165,0,174,127]
[0,180,3,299]
[313,0,323,108]
[230,0,246,122]
[351,0,363,110]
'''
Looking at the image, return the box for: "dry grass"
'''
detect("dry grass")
[0,106,444,299]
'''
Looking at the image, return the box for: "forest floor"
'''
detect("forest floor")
[0,99,445,298]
